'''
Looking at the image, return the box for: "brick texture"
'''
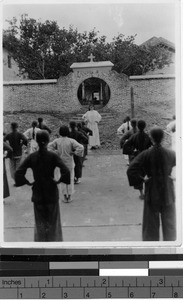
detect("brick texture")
[3,71,175,117]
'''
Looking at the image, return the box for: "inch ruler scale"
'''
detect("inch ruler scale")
[1,257,183,299]
[1,275,183,298]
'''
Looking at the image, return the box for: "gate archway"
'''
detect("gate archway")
[77,77,111,108]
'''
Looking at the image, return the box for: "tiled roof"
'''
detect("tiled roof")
[140,36,175,50]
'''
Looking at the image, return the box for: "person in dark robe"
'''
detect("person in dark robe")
[3,141,13,199]
[38,117,52,134]
[4,122,28,182]
[14,130,70,242]
[69,121,88,184]
[79,121,93,159]
[120,119,137,164]
[123,120,152,199]
[127,127,176,241]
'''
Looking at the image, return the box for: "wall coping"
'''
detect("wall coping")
[129,74,175,80]
[3,79,57,86]
[3,74,175,86]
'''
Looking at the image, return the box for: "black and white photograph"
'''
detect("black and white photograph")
[1,0,182,245]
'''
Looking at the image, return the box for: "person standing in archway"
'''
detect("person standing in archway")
[82,105,102,150]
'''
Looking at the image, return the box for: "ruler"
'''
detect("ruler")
[0,275,183,298]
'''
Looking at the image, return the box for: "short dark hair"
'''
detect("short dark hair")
[38,117,43,122]
[130,119,137,127]
[150,127,164,144]
[36,130,49,145]
[89,105,95,110]
[125,116,130,122]
[32,121,38,127]
[11,122,18,130]
[69,121,76,129]
[59,125,70,137]
[137,120,146,131]
[77,122,82,129]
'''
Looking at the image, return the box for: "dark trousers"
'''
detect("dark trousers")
[142,201,176,241]
[74,155,83,179]
[34,202,62,242]
[84,144,88,157]
[9,157,22,180]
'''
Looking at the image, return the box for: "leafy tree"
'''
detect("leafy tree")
[3,15,173,79]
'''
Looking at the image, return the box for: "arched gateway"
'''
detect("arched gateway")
[70,54,114,109]
[70,54,130,111]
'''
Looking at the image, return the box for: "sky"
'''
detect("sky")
[1,2,181,183]
[2,0,179,45]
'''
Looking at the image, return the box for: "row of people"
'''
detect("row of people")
[3,120,93,201]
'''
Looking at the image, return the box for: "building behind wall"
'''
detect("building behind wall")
[140,36,175,75]
[3,47,28,81]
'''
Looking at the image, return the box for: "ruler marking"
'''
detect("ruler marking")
[1,274,183,298]
[61,285,63,299]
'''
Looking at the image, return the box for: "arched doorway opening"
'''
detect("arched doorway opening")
[77,77,111,108]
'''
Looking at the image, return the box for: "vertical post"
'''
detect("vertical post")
[130,87,134,118]
[100,82,102,100]
[82,82,85,100]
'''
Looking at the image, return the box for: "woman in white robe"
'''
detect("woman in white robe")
[48,125,83,203]
[82,105,102,149]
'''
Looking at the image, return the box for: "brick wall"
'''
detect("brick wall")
[130,75,175,118]
[3,73,175,118]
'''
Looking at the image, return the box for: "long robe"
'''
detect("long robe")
[48,137,83,197]
[15,149,70,241]
[127,145,176,241]
[82,110,102,147]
